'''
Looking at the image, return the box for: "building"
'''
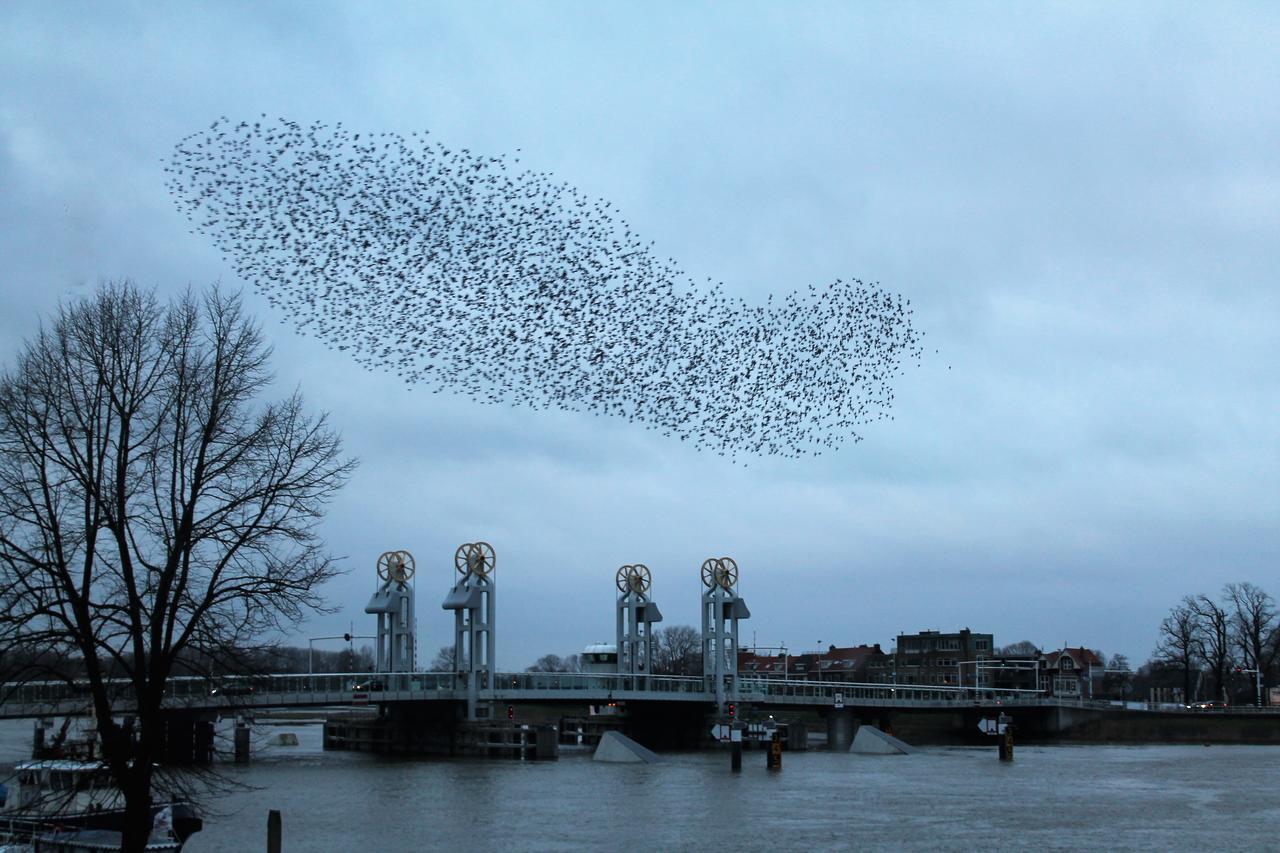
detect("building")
[738,644,889,682]
[983,651,1045,692]
[894,628,994,687]
[1044,647,1104,698]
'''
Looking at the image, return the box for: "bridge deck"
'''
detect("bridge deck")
[5,672,1276,719]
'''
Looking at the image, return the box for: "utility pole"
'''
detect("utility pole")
[1235,666,1262,706]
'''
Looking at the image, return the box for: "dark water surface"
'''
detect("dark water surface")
[4,720,1279,851]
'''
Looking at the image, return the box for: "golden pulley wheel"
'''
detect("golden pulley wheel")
[455,541,496,578]
[615,564,634,593]
[700,558,719,589]
[700,556,737,591]
[377,550,415,583]
[715,556,737,591]
[628,564,651,594]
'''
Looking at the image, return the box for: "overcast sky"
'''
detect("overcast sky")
[2,2,1276,668]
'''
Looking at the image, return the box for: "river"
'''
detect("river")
[3,719,1278,850]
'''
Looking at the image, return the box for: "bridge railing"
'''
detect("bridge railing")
[738,677,1043,705]
[0,672,462,707]
[490,672,705,693]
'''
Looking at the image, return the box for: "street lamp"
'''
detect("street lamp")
[308,633,375,674]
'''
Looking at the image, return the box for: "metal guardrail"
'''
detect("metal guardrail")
[3,672,1277,716]
[738,677,1041,705]
[0,672,1030,708]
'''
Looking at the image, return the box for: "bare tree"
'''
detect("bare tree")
[996,640,1041,657]
[653,625,701,675]
[0,282,354,852]
[526,654,564,672]
[525,653,584,673]
[1190,594,1234,703]
[1225,582,1278,704]
[1156,599,1200,703]
[428,644,463,672]
[1103,653,1133,700]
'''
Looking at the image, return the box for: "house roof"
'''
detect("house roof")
[1046,647,1104,669]
[738,644,887,673]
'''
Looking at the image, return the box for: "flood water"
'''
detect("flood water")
[4,719,1279,851]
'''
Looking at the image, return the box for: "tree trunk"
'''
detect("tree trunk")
[120,771,154,853]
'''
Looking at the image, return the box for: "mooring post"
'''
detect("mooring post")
[767,729,782,770]
[998,714,1013,762]
[234,720,251,764]
[730,739,742,772]
[267,809,282,853]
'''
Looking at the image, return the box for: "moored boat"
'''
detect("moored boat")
[1,760,201,851]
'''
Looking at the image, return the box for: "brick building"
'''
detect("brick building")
[894,628,994,687]
[738,644,889,682]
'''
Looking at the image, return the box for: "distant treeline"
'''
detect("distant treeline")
[0,643,375,683]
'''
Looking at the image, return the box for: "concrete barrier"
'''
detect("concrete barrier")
[593,730,662,763]
[851,725,917,755]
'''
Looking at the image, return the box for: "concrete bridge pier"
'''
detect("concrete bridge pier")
[157,710,217,765]
[826,709,855,750]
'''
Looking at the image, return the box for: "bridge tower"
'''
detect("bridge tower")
[615,564,663,680]
[442,541,496,720]
[364,550,416,672]
[700,557,750,710]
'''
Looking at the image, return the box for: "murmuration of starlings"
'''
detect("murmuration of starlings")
[166,116,924,460]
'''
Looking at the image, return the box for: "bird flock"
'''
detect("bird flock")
[166,117,923,460]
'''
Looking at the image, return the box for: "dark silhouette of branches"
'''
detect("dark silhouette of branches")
[653,625,702,676]
[1189,594,1234,703]
[1156,599,1200,703]
[0,281,354,852]
[1225,582,1278,704]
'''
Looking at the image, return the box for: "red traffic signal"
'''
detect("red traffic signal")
[507,705,515,720]
[727,703,736,718]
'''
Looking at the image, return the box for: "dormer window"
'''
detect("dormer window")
[1060,656,1073,671]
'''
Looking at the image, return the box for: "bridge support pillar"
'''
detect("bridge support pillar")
[155,710,218,765]
[826,709,854,751]
[443,542,497,721]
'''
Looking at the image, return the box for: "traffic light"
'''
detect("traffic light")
[727,703,736,719]
[507,705,515,721]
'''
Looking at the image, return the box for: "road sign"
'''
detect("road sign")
[711,724,730,741]
[977,718,1007,735]
[834,692,844,709]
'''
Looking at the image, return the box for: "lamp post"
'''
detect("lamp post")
[309,634,350,675]
[308,633,375,675]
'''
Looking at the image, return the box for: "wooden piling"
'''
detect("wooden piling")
[267,809,282,853]
[234,721,251,764]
